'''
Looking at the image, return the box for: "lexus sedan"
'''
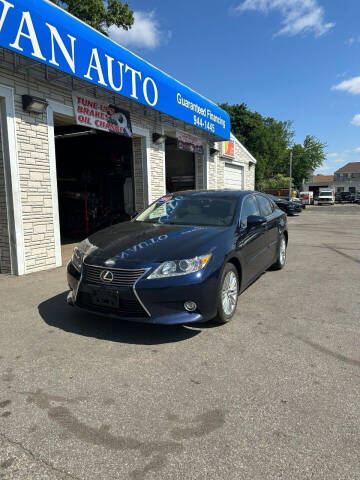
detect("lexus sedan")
[67,191,288,325]
[267,195,302,215]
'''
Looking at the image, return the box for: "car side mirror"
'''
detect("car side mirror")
[247,215,266,228]
[131,211,139,220]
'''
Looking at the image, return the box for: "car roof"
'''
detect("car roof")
[169,189,256,199]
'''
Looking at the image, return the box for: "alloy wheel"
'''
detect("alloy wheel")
[221,271,238,316]
[280,238,286,266]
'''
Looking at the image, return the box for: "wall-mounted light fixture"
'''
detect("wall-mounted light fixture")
[210,147,219,156]
[152,133,167,145]
[22,95,48,114]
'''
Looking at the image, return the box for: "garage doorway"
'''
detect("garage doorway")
[165,137,195,193]
[54,113,134,246]
[224,163,244,190]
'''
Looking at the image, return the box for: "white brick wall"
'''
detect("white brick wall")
[149,139,165,202]
[215,136,256,191]
[132,136,145,212]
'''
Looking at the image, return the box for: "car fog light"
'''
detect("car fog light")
[184,301,197,312]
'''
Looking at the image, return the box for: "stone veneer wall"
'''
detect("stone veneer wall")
[214,138,256,191]
[16,106,56,273]
[148,140,165,202]
[132,136,145,212]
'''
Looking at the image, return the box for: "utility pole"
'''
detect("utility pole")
[289,151,293,200]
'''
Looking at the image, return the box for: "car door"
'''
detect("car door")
[236,194,267,285]
[255,194,279,267]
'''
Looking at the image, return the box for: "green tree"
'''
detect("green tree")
[50,0,134,36]
[289,136,327,188]
[219,103,294,186]
[220,103,326,189]
[257,174,291,191]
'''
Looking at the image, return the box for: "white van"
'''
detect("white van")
[318,189,335,205]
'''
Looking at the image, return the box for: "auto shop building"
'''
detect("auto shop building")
[0,0,256,275]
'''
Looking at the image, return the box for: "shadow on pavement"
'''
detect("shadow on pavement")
[38,291,201,345]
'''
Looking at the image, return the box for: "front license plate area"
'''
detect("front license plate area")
[92,290,119,308]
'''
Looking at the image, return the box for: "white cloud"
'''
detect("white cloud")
[332,76,360,95]
[316,157,346,174]
[235,0,334,37]
[354,147,360,152]
[327,153,340,158]
[109,11,171,50]
[345,36,360,46]
[351,114,360,126]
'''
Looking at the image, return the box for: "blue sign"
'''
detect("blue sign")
[0,0,230,139]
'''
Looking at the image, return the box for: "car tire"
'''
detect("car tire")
[212,263,239,325]
[271,234,287,271]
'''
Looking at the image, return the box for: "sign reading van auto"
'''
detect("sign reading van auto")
[73,95,132,137]
[0,0,230,140]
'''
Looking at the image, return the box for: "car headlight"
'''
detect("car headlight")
[71,238,97,272]
[147,254,212,280]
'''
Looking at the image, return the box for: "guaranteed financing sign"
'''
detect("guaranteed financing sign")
[0,0,230,140]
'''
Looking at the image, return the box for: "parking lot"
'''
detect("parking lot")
[1,204,360,480]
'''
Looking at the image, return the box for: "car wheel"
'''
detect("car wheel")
[213,263,239,325]
[271,234,287,271]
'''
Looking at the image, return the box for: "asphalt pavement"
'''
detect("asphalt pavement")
[0,204,359,479]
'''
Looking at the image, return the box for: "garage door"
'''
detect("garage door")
[224,163,244,190]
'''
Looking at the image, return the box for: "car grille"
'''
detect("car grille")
[83,264,147,288]
[77,292,147,317]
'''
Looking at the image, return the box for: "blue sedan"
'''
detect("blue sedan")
[67,190,288,325]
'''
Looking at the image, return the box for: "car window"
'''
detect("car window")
[135,195,238,226]
[256,195,273,217]
[240,195,261,227]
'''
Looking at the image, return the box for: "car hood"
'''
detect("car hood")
[84,221,230,268]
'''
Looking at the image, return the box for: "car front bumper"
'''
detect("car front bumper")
[67,261,220,325]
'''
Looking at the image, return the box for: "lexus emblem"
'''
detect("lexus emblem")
[100,270,114,283]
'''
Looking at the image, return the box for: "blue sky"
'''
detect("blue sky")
[110,0,360,174]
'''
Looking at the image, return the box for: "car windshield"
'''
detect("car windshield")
[135,195,238,227]
[320,192,332,196]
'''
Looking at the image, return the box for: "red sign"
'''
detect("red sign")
[223,141,235,157]
[73,95,132,137]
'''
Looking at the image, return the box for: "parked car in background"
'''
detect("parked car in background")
[267,195,302,215]
[318,189,335,205]
[337,191,356,203]
[355,193,360,204]
[67,191,288,326]
[289,196,306,209]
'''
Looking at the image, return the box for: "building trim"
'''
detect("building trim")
[133,125,151,207]
[230,133,257,164]
[204,142,209,189]
[0,84,25,275]
[161,126,166,198]
[47,100,75,268]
